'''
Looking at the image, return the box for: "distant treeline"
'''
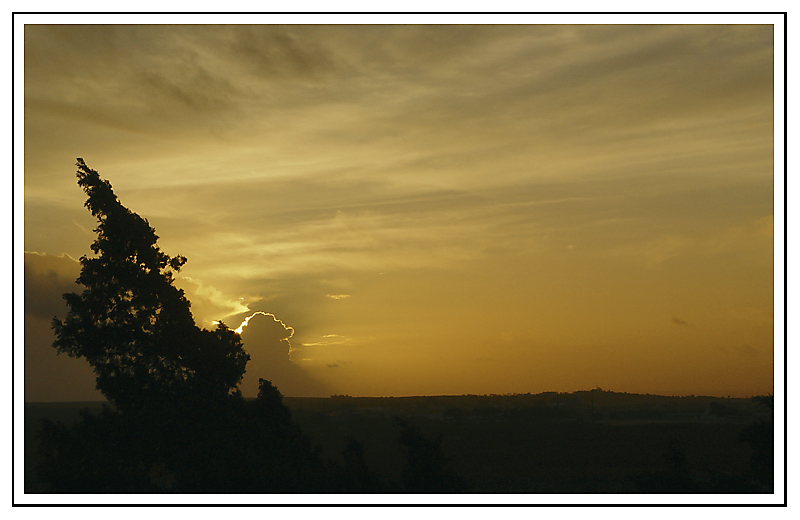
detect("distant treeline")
[285,390,772,420]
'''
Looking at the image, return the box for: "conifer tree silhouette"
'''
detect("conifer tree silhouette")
[37,159,330,493]
[52,159,250,412]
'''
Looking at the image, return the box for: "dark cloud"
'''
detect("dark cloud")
[326,359,352,369]
[25,314,103,402]
[672,316,691,327]
[24,252,80,321]
[237,312,330,397]
[24,252,101,401]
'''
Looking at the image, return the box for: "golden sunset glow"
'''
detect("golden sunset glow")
[22,19,778,402]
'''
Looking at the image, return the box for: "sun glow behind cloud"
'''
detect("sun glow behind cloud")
[234,311,294,337]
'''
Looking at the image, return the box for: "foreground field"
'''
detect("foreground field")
[24,391,773,494]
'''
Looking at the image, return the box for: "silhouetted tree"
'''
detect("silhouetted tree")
[37,159,331,493]
[52,159,249,412]
[254,378,292,422]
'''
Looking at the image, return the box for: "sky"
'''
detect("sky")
[22,20,777,401]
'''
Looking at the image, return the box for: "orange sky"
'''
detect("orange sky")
[22,19,779,400]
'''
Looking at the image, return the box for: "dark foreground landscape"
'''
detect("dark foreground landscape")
[25,390,774,495]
